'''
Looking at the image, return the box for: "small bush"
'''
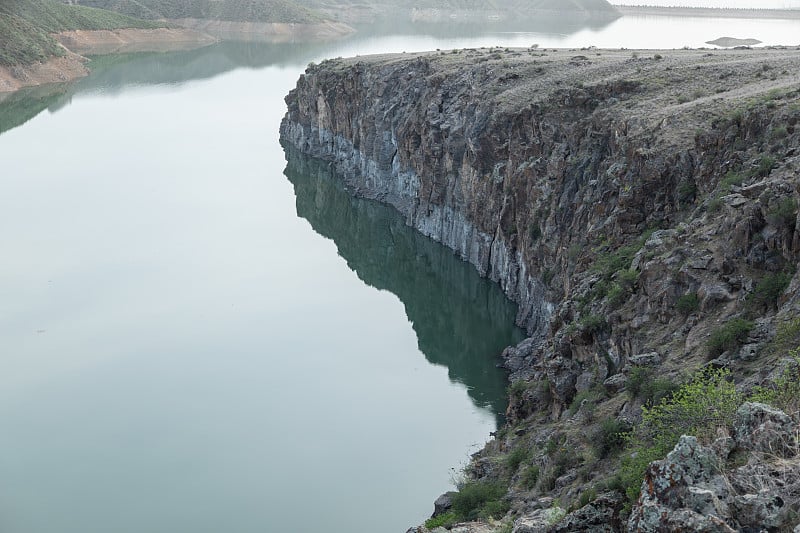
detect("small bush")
[593,418,632,459]
[521,465,540,489]
[678,180,697,203]
[720,170,745,192]
[578,487,598,508]
[508,380,529,400]
[769,317,800,355]
[747,271,791,311]
[621,368,742,505]
[606,283,627,309]
[452,481,509,521]
[707,318,755,357]
[770,125,789,140]
[505,446,532,472]
[766,197,797,228]
[750,155,776,178]
[750,350,800,418]
[579,314,610,335]
[617,269,639,289]
[425,511,457,529]
[568,386,605,417]
[627,367,679,406]
[676,293,700,315]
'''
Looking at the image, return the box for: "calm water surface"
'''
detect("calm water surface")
[1,13,799,533]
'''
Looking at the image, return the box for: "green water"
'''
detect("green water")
[0,41,522,533]
[4,12,798,531]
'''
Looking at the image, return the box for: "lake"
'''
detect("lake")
[1,12,799,533]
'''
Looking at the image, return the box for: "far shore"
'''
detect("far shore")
[0,21,355,94]
[614,5,800,19]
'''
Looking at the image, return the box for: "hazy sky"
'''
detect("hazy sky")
[613,0,800,8]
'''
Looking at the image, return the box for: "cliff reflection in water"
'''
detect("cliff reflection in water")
[283,145,525,420]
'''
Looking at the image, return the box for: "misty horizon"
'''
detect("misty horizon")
[612,0,800,9]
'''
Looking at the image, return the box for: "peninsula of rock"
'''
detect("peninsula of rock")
[281,46,800,531]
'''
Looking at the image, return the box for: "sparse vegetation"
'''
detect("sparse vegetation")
[627,367,678,406]
[424,511,458,529]
[750,350,800,418]
[746,271,791,312]
[520,465,540,489]
[707,318,755,357]
[620,368,742,505]
[579,314,609,336]
[450,480,510,522]
[675,293,700,315]
[766,197,797,228]
[593,418,632,459]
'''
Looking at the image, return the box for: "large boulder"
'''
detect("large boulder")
[550,492,624,532]
[733,402,796,457]
[627,436,734,532]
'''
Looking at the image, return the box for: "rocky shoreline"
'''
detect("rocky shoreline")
[281,47,800,531]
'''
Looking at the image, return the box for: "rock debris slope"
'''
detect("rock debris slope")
[281,46,800,531]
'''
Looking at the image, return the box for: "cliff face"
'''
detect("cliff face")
[281,46,800,530]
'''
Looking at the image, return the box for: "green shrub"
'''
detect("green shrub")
[578,487,598,508]
[521,465,540,489]
[770,125,789,140]
[568,387,604,417]
[579,314,610,335]
[707,318,755,357]
[617,269,639,289]
[750,350,800,418]
[708,195,724,213]
[593,244,639,280]
[678,180,697,203]
[627,367,679,406]
[769,317,800,355]
[593,418,632,459]
[508,380,529,400]
[747,271,791,311]
[766,197,797,228]
[621,368,742,505]
[750,155,776,178]
[676,293,700,315]
[424,511,458,529]
[451,481,509,521]
[505,446,532,472]
[720,170,745,192]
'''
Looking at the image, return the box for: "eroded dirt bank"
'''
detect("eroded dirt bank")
[55,27,218,55]
[0,51,89,93]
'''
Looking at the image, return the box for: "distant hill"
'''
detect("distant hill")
[67,0,324,24]
[296,0,618,14]
[292,0,619,23]
[0,0,162,66]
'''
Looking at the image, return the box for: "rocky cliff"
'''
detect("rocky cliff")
[281,46,800,531]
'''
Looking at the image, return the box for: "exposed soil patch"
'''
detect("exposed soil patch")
[0,51,88,93]
[167,18,354,42]
[55,27,218,55]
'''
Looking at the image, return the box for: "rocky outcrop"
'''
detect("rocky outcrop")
[281,46,800,531]
[628,404,799,532]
